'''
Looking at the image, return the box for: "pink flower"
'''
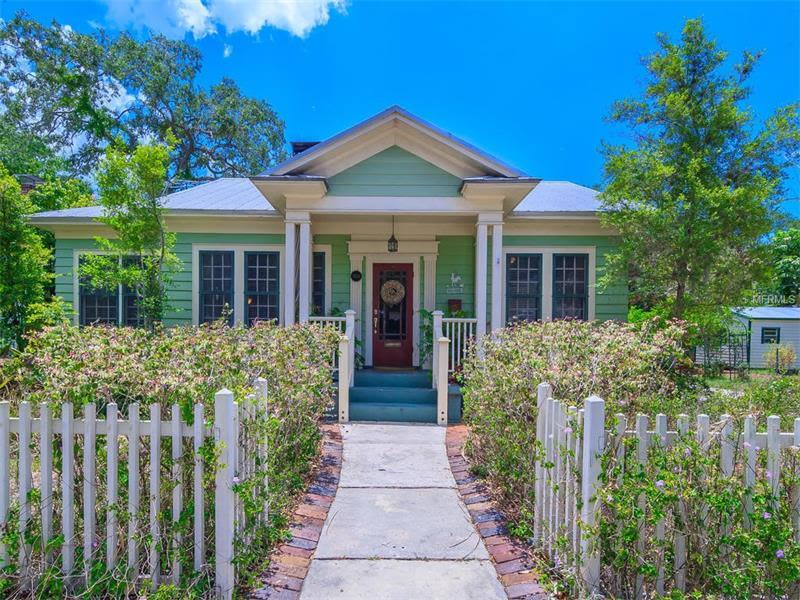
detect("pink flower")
[564,427,573,435]
[776,550,785,559]
[232,476,240,484]
[763,511,771,520]
[655,480,665,489]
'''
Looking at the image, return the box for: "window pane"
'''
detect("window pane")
[121,256,144,327]
[79,258,118,326]
[200,251,234,325]
[761,328,780,344]
[245,251,280,326]
[553,254,588,320]
[506,253,542,322]
[312,251,326,316]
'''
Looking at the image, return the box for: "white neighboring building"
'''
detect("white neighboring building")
[734,307,800,369]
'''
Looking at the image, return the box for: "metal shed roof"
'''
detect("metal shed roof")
[734,307,800,320]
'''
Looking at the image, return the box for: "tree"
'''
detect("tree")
[0,13,286,177]
[768,227,800,304]
[0,167,50,350]
[80,142,180,329]
[599,19,800,328]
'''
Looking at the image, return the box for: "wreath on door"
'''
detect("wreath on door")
[380,279,406,306]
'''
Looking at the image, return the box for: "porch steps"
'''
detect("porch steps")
[348,369,437,423]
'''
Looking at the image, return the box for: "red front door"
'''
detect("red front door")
[372,263,413,368]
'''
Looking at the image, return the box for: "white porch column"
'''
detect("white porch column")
[298,220,311,324]
[491,223,503,331]
[475,222,488,338]
[349,255,363,344]
[423,254,436,312]
[284,221,296,325]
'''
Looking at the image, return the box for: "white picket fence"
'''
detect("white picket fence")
[0,381,269,599]
[533,382,800,596]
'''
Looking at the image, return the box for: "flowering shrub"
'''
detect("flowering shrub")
[592,433,800,598]
[0,321,339,597]
[460,319,687,522]
[700,376,800,429]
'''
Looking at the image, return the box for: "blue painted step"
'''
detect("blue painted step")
[350,386,436,405]
[349,401,437,423]
[353,369,432,389]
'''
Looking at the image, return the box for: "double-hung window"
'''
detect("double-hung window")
[505,253,543,322]
[311,251,326,316]
[553,254,588,320]
[761,327,781,344]
[78,254,142,326]
[245,251,280,326]
[199,250,234,325]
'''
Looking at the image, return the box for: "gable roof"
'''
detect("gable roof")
[734,307,800,321]
[263,105,526,179]
[29,178,277,222]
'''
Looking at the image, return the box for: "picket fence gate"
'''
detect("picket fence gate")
[532,382,800,597]
[0,380,269,599]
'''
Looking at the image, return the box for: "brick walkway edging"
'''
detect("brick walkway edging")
[249,423,343,600]
[446,425,549,600]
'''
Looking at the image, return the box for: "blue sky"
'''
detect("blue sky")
[6,0,800,215]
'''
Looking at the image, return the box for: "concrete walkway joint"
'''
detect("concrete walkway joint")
[301,423,507,600]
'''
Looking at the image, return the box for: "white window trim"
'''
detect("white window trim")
[192,244,284,326]
[501,246,596,323]
[72,249,130,326]
[312,244,333,315]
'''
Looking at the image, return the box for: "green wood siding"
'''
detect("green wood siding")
[54,233,285,326]
[503,235,628,321]
[436,236,475,314]
[313,234,350,314]
[327,146,462,197]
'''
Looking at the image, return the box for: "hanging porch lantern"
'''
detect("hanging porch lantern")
[387,215,398,253]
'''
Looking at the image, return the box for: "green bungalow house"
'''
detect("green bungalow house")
[30,106,627,423]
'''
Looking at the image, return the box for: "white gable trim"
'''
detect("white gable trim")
[269,106,523,179]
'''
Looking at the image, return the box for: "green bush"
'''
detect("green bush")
[594,434,800,599]
[699,376,800,429]
[0,321,339,597]
[460,319,688,524]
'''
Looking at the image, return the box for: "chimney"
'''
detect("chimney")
[291,141,319,156]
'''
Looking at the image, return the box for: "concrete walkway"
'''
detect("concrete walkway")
[300,423,507,600]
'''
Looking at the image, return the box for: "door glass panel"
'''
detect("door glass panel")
[378,269,408,342]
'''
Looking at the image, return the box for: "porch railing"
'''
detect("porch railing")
[432,311,477,376]
[319,310,355,423]
[307,311,355,423]
[308,315,347,334]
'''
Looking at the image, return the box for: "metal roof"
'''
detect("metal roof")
[513,181,601,213]
[29,178,277,221]
[734,307,800,321]
[29,177,606,221]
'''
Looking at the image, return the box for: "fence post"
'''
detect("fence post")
[436,337,449,425]
[533,382,552,546]
[338,336,350,423]
[254,378,270,526]
[580,395,605,595]
[432,310,443,388]
[0,402,7,568]
[345,309,356,386]
[215,389,236,600]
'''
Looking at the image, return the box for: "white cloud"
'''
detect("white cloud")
[101,0,346,39]
[223,43,233,58]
